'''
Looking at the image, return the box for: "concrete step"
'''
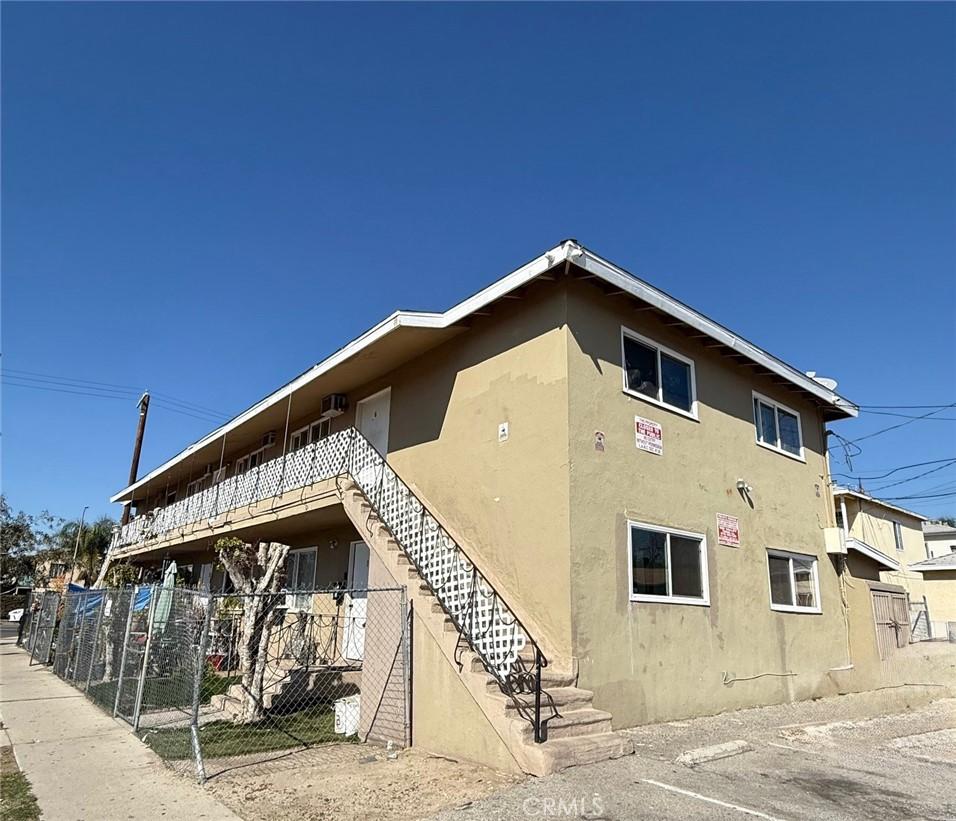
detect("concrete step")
[536,733,634,772]
[472,656,577,688]
[493,686,594,715]
[522,708,613,741]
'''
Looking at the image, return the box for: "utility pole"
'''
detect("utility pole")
[121,392,150,526]
[69,505,89,585]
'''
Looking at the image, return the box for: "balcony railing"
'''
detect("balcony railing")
[112,426,554,741]
[111,429,355,552]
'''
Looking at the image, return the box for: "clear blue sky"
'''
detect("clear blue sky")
[3,2,954,524]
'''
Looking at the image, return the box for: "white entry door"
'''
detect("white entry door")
[343,540,370,662]
[356,388,391,455]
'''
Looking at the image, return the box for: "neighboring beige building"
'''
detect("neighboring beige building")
[831,487,950,641]
[104,240,928,774]
[924,522,956,559]
[908,553,956,639]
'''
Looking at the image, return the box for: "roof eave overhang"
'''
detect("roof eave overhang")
[845,538,901,572]
[831,487,926,523]
[112,240,857,502]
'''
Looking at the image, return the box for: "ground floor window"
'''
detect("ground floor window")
[767,549,821,613]
[628,521,709,605]
[285,547,317,611]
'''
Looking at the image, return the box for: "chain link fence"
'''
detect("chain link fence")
[27,584,409,782]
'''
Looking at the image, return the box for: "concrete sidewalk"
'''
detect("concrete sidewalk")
[0,634,238,820]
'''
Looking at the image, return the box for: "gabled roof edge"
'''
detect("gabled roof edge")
[112,240,857,502]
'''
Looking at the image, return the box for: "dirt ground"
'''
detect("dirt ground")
[204,742,524,821]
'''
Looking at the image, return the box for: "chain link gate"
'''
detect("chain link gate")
[34,584,409,783]
[28,590,61,665]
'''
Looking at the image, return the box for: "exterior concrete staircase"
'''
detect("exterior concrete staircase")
[338,480,633,775]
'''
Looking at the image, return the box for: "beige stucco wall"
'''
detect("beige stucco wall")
[344,281,574,663]
[565,279,848,726]
[922,571,956,625]
[410,611,521,773]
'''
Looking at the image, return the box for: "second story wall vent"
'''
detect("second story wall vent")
[320,393,348,418]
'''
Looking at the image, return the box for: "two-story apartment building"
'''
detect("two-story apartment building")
[105,240,890,775]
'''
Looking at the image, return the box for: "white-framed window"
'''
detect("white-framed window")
[235,447,267,475]
[628,521,710,606]
[284,547,317,611]
[186,476,208,497]
[767,549,821,613]
[892,521,904,552]
[752,392,804,461]
[289,418,332,452]
[621,327,698,420]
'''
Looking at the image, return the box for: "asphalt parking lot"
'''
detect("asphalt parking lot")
[432,686,956,821]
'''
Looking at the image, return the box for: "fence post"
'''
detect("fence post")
[190,594,215,783]
[400,587,411,748]
[84,593,108,692]
[132,585,159,731]
[924,595,933,639]
[113,586,140,717]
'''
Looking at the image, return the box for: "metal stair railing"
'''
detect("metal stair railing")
[109,427,554,742]
[335,428,553,743]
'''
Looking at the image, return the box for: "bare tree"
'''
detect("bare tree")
[216,536,290,724]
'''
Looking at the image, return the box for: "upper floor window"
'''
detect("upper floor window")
[621,328,697,419]
[893,521,904,552]
[289,418,332,452]
[628,521,709,606]
[235,447,267,475]
[753,392,804,460]
[767,549,820,613]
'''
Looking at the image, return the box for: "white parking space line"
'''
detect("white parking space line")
[642,779,790,821]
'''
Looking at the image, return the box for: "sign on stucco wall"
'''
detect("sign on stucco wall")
[635,416,663,456]
[717,513,740,547]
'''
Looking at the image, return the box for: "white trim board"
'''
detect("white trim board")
[112,240,857,502]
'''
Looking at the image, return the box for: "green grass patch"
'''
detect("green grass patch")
[145,705,351,760]
[88,667,240,715]
[1,747,41,821]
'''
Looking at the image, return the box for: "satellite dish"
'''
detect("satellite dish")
[806,371,838,391]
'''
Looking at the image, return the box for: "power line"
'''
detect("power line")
[3,378,226,423]
[3,368,141,392]
[2,368,229,419]
[856,403,956,409]
[869,460,956,492]
[881,490,956,501]
[857,409,956,421]
[847,402,956,445]
[831,457,956,482]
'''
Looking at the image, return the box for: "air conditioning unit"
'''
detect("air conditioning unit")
[212,466,228,484]
[202,462,216,477]
[320,393,348,419]
[261,431,277,448]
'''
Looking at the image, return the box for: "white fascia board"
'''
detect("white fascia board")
[845,538,901,572]
[831,487,926,522]
[112,240,856,501]
[110,246,565,503]
[573,246,859,417]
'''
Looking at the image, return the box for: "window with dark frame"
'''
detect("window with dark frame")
[629,523,708,604]
[753,394,803,458]
[893,521,904,552]
[622,330,696,416]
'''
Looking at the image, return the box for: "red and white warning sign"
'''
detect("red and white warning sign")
[634,416,663,456]
[717,513,740,547]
